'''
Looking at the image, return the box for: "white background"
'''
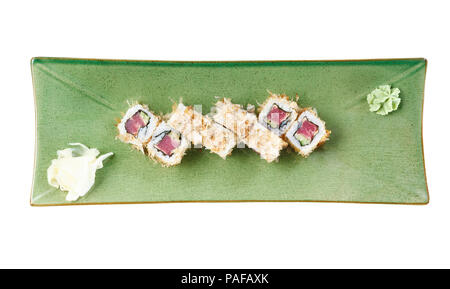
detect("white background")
[0,0,449,268]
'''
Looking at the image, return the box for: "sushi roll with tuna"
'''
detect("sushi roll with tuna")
[146,121,190,167]
[212,98,287,163]
[117,103,160,151]
[257,92,299,136]
[168,103,236,159]
[285,108,331,157]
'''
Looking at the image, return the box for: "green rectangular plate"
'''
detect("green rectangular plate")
[31,57,428,205]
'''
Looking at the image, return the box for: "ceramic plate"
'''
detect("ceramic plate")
[31,57,428,205]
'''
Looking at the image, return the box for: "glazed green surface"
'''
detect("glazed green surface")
[31,58,428,205]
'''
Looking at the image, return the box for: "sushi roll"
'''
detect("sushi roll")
[257,92,299,136]
[212,98,287,163]
[146,121,189,167]
[117,103,160,151]
[167,103,203,147]
[212,98,257,142]
[202,119,236,159]
[246,121,289,162]
[168,103,236,159]
[285,108,331,157]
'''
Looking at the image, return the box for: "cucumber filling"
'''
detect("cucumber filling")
[295,133,312,146]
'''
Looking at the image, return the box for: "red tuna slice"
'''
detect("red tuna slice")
[266,105,289,126]
[156,134,180,156]
[296,119,318,140]
[125,112,147,135]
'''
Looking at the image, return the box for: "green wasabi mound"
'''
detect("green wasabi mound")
[367,85,401,115]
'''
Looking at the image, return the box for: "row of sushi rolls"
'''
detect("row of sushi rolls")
[116,91,331,167]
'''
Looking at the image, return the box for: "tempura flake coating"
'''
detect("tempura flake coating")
[168,103,236,159]
[212,98,287,163]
